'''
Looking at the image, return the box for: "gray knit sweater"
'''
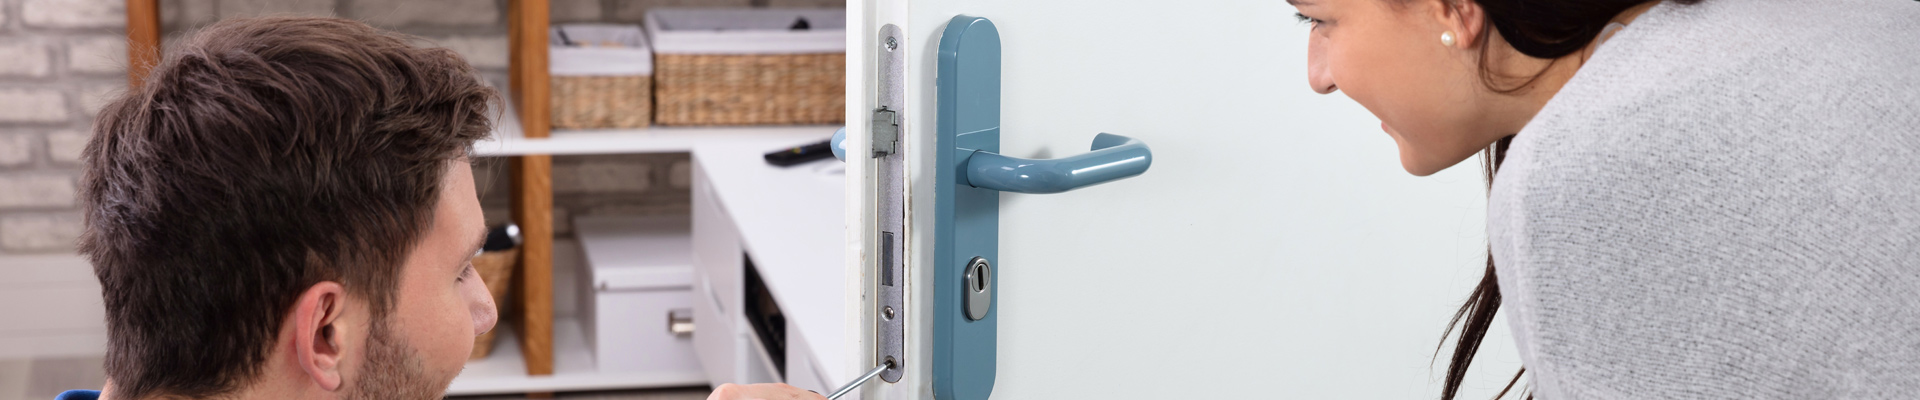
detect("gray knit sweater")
[1487,0,1920,398]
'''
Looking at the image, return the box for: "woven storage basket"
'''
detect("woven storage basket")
[645,9,846,126]
[550,24,653,130]
[469,247,518,359]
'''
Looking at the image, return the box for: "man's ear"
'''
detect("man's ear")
[1427,0,1489,49]
[293,282,348,391]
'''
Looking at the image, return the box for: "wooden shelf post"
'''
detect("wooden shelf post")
[507,0,556,377]
[126,0,160,88]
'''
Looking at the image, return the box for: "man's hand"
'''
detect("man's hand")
[707,383,830,400]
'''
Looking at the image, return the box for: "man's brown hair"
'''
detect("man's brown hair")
[79,17,495,398]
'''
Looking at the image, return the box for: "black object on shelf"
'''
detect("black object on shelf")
[484,223,521,252]
[763,139,834,167]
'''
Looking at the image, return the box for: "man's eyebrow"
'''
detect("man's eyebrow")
[463,226,489,262]
[1286,0,1314,6]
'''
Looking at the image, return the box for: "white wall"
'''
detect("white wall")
[0,256,105,359]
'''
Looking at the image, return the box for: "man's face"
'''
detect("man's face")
[343,160,497,398]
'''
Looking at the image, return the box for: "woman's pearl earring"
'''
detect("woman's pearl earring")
[1441,31,1457,47]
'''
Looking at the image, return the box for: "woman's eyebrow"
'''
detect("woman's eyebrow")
[1286,0,1316,6]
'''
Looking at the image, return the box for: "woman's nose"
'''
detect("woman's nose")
[1307,33,1337,94]
[466,273,499,336]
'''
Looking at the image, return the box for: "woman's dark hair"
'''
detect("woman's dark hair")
[1458,0,1702,94]
[1437,1,1699,399]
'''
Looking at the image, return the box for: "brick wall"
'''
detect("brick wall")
[0,0,842,255]
[0,0,121,254]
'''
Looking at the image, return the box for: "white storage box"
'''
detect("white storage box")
[575,215,704,375]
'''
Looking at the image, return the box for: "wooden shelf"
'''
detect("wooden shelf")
[447,317,709,396]
[475,101,839,157]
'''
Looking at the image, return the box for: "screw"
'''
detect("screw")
[882,305,895,320]
[885,37,898,52]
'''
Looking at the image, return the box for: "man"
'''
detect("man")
[68,17,820,400]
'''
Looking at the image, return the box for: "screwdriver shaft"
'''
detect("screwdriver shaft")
[826,362,892,400]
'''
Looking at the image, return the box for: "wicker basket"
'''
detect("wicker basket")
[550,24,653,130]
[469,247,519,359]
[552,75,652,129]
[646,9,846,126]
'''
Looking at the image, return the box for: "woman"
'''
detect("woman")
[1291,0,1920,398]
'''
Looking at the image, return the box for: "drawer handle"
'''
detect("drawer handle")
[668,308,695,336]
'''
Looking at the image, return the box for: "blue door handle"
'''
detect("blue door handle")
[834,128,1154,195]
[834,115,1153,196]
[961,133,1151,194]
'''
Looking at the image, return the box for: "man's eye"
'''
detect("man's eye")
[457,263,475,283]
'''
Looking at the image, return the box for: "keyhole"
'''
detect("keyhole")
[963,257,993,321]
[967,258,991,293]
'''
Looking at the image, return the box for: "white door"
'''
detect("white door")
[840,1,1520,399]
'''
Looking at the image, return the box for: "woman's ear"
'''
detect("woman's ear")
[293,282,348,391]
[1428,0,1488,49]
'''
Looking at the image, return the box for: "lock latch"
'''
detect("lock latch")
[871,107,899,157]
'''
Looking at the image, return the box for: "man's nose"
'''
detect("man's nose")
[468,276,499,336]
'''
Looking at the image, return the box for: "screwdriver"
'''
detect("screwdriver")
[824,360,894,400]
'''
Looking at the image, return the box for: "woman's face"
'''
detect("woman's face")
[1295,0,1496,176]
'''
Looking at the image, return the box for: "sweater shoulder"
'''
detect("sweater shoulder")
[1487,1,1920,398]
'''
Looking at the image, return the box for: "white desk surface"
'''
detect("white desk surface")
[691,136,850,385]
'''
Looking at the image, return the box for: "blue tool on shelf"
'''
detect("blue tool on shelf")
[764,136,838,167]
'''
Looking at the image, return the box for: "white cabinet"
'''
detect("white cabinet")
[690,162,768,385]
[689,140,852,395]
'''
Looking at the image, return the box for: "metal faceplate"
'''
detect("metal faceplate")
[874,23,908,385]
[932,14,999,400]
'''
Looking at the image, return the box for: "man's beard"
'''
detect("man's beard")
[342,319,457,400]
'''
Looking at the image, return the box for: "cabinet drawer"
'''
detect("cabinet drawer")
[586,288,704,375]
[783,322,838,397]
[692,273,740,383]
[692,163,744,318]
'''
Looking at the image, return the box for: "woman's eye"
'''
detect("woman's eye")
[457,263,475,283]
[1294,13,1321,27]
